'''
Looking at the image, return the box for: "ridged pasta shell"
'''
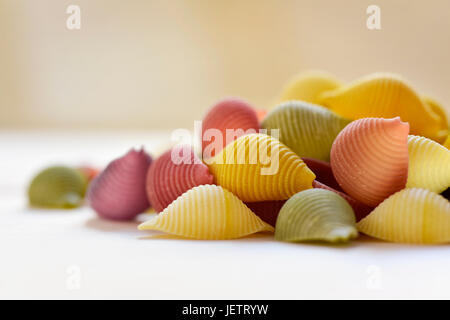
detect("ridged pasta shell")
[357,188,450,244]
[146,145,214,213]
[275,189,358,243]
[407,135,450,193]
[331,117,409,207]
[312,180,373,222]
[302,157,342,191]
[262,101,350,161]
[138,185,274,239]
[88,148,152,220]
[244,200,286,227]
[207,133,315,202]
[28,166,87,209]
[202,98,260,158]
[319,73,447,142]
[279,70,341,105]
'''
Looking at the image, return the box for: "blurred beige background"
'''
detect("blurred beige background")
[0,0,449,130]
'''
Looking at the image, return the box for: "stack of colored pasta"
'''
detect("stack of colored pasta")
[28,72,450,245]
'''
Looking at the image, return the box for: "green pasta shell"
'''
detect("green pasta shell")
[28,166,87,209]
[275,189,358,243]
[262,101,351,161]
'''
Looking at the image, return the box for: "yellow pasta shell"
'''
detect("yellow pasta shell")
[319,73,448,142]
[357,188,450,244]
[138,185,274,239]
[207,133,315,202]
[279,70,341,105]
[407,135,450,193]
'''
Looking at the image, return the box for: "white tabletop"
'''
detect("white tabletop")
[1,130,449,299]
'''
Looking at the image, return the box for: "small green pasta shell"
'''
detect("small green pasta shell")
[275,189,358,243]
[262,101,350,161]
[28,166,87,209]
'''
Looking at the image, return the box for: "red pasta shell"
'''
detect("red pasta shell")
[331,117,409,206]
[146,145,214,213]
[202,98,260,158]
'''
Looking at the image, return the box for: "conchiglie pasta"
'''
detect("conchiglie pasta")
[207,133,315,202]
[407,135,450,193]
[146,145,214,213]
[331,117,409,207]
[275,189,358,243]
[313,180,373,222]
[319,73,447,142]
[28,166,87,209]
[138,185,274,239]
[279,70,341,105]
[357,188,450,244]
[262,101,350,161]
[88,149,152,220]
[202,98,260,158]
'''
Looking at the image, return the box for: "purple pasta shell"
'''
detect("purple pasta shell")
[87,148,153,220]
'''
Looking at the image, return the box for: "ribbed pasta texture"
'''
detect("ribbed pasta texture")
[275,189,358,243]
[138,185,274,239]
[88,148,152,220]
[313,180,373,222]
[357,188,450,244]
[407,135,450,193]
[146,145,214,213]
[319,73,448,142]
[262,101,350,161]
[28,166,87,209]
[279,70,341,105]
[207,133,315,202]
[302,157,342,191]
[331,117,409,207]
[202,98,260,158]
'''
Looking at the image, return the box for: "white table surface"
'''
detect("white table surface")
[1,130,449,300]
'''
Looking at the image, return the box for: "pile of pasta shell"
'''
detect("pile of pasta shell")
[28,71,450,245]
